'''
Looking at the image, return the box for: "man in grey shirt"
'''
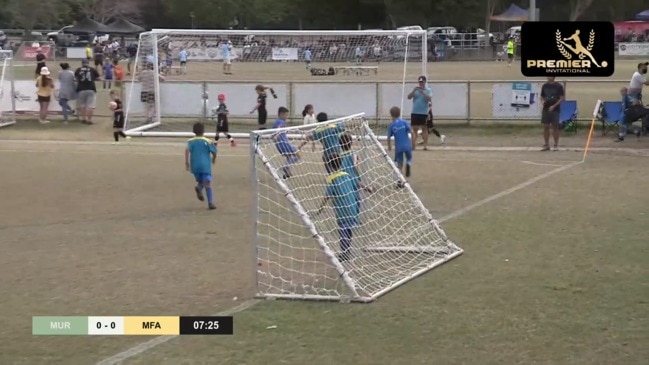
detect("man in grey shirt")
[57,63,76,123]
[540,76,564,151]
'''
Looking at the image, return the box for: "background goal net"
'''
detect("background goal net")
[124,29,427,137]
[0,56,16,128]
[251,113,462,302]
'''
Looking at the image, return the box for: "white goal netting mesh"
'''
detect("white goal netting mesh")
[0,57,16,128]
[124,30,427,135]
[252,113,462,302]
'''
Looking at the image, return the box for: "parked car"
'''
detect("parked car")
[476,28,494,44]
[427,27,458,40]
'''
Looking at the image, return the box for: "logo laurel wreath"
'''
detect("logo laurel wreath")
[556,30,572,59]
[579,29,596,59]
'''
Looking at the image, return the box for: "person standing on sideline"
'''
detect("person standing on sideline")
[35,48,46,77]
[74,59,100,125]
[304,48,312,69]
[628,62,649,99]
[35,67,55,124]
[220,40,232,75]
[540,77,564,151]
[57,63,76,123]
[407,75,432,150]
[506,37,515,67]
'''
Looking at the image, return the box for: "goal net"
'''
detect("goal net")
[251,113,462,302]
[0,56,16,128]
[124,29,427,137]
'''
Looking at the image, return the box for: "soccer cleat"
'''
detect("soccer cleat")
[540,145,550,151]
[614,137,623,142]
[337,252,351,262]
[113,142,119,145]
[208,204,216,210]
[230,139,236,147]
[552,145,559,151]
[440,135,447,144]
[195,186,205,201]
[125,136,132,141]
[405,164,411,178]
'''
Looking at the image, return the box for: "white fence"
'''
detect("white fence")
[0,79,629,124]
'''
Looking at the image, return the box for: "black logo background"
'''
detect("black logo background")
[521,21,615,77]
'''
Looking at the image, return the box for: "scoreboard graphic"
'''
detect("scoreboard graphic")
[32,316,233,335]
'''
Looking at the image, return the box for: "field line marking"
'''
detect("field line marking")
[439,160,582,223]
[94,300,259,365]
[95,159,582,365]
[1,139,648,154]
[521,160,566,167]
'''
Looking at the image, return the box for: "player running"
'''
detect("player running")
[185,123,217,210]
[109,90,130,145]
[273,107,300,179]
[316,153,360,262]
[387,106,413,179]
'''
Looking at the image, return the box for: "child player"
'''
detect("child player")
[109,90,130,144]
[214,93,236,147]
[387,106,413,179]
[299,112,345,173]
[339,132,372,212]
[185,123,217,210]
[316,153,360,262]
[273,107,300,179]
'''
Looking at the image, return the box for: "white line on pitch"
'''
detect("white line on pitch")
[94,300,259,365]
[521,160,566,167]
[438,160,582,223]
[94,160,583,365]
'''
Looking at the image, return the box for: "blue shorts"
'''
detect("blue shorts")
[394,148,412,165]
[193,172,212,183]
[276,141,297,156]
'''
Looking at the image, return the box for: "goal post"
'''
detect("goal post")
[250,113,462,302]
[124,29,427,138]
[0,55,17,128]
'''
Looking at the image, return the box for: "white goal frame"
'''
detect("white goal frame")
[250,113,462,303]
[0,56,17,128]
[124,29,427,138]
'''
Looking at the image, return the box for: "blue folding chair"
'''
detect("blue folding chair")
[599,101,623,136]
[559,100,578,133]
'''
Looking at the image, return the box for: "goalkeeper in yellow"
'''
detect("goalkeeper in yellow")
[316,153,360,262]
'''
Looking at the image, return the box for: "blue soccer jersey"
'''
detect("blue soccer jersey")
[340,150,360,186]
[325,171,360,228]
[412,86,432,115]
[273,119,296,155]
[387,119,412,150]
[187,136,217,175]
[313,123,345,155]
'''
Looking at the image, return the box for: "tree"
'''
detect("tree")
[3,0,61,29]
[569,0,594,21]
[76,0,144,23]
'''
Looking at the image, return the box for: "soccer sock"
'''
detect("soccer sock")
[205,186,214,205]
[196,182,204,191]
[113,132,119,142]
[430,128,441,138]
[340,228,352,253]
[215,134,220,141]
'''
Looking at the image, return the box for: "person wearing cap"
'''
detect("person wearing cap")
[74,58,100,125]
[628,62,649,99]
[35,66,55,124]
[407,75,433,150]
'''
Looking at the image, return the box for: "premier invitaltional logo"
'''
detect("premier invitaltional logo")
[526,28,608,74]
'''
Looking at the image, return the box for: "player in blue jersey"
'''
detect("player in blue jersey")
[339,133,372,212]
[387,106,413,178]
[273,106,300,179]
[302,112,346,173]
[316,153,360,262]
[185,122,217,210]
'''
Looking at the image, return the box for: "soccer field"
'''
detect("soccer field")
[0,59,648,364]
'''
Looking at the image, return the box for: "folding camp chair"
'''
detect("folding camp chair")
[559,100,578,133]
[599,101,623,136]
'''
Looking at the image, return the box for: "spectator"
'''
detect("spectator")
[35,49,46,78]
[407,75,432,150]
[35,67,54,124]
[57,63,76,123]
[540,76,564,151]
[74,59,100,125]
